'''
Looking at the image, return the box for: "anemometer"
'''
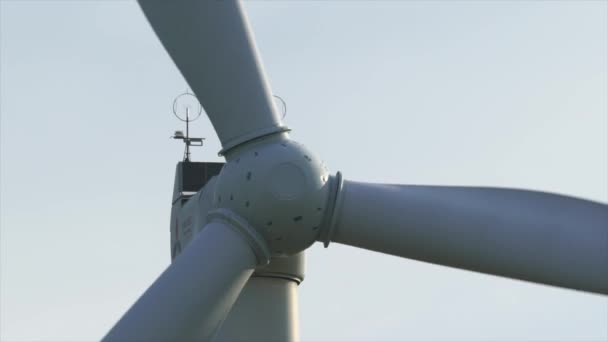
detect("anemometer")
[171,91,205,162]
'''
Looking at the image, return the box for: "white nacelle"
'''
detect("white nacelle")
[170,176,218,258]
[214,134,330,256]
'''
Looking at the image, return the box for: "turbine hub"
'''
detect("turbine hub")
[213,134,330,256]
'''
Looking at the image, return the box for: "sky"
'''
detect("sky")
[1,0,607,341]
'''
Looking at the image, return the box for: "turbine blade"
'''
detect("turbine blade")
[327,180,608,295]
[103,220,259,341]
[138,0,286,153]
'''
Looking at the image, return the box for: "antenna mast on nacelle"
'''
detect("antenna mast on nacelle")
[172,92,204,162]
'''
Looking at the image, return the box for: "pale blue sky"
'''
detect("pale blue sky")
[1,1,607,341]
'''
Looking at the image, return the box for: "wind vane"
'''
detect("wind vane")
[171,91,204,162]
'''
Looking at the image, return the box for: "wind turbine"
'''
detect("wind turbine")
[103,1,608,341]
